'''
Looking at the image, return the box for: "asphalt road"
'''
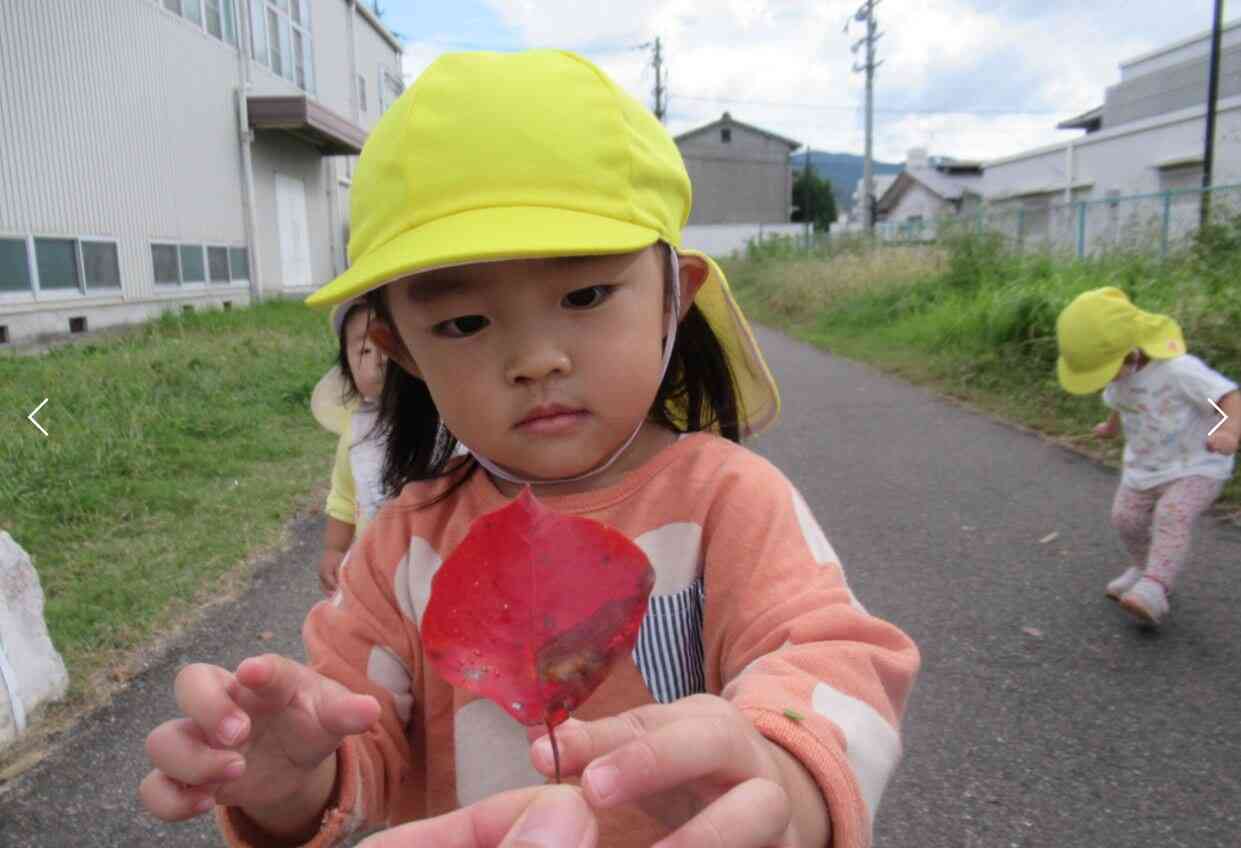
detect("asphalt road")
[2,325,1239,847]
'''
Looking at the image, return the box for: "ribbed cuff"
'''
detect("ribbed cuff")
[744,707,868,848]
[214,738,364,848]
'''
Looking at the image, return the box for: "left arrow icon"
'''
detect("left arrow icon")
[27,398,48,436]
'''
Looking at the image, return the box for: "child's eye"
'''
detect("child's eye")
[562,285,615,309]
[434,315,489,337]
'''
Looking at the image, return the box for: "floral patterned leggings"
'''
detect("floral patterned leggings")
[1110,475,1226,591]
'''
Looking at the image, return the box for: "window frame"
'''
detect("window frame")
[155,0,239,47]
[251,0,314,93]
[206,243,232,284]
[79,236,123,292]
[0,234,36,299]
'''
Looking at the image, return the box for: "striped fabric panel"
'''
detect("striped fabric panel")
[632,577,706,704]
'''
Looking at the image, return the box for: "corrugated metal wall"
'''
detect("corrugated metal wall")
[0,0,248,307]
[678,126,794,226]
[0,0,404,342]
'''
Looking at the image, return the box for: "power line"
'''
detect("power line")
[673,93,1065,116]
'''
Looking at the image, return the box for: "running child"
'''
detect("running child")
[1056,287,1240,625]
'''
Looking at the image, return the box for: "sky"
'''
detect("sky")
[372,0,1225,165]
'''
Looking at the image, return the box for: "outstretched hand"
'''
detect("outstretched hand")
[358,785,597,848]
[139,654,380,830]
[527,694,827,848]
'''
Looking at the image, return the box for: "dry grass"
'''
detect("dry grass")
[743,245,947,323]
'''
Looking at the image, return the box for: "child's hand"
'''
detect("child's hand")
[139,654,380,825]
[1207,428,1239,455]
[529,695,826,848]
[318,549,345,595]
[358,785,597,848]
[1093,420,1118,439]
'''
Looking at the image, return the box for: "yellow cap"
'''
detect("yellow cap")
[1055,287,1185,394]
[306,49,779,435]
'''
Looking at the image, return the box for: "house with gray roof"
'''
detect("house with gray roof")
[873,148,983,238]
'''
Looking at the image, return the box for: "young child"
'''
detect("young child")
[312,299,388,595]
[1057,287,1240,625]
[139,50,920,848]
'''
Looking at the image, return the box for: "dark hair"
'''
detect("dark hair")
[334,301,371,404]
[366,245,743,503]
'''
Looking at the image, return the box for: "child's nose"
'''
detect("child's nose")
[505,341,572,384]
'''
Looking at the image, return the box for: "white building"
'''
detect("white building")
[983,18,1241,251]
[0,0,403,346]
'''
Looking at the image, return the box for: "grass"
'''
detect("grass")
[0,300,338,705]
[725,227,1241,515]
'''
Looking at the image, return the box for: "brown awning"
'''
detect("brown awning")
[247,95,367,155]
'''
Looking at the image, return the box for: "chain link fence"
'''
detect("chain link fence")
[868,184,1241,258]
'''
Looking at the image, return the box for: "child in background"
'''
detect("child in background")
[312,299,387,595]
[1057,287,1240,625]
[140,50,919,848]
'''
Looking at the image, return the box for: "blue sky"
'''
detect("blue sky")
[370,1,1226,164]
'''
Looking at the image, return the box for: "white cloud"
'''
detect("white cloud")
[398,0,1221,163]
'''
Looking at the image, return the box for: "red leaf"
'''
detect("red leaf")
[422,487,655,733]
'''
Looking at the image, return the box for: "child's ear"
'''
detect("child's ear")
[675,252,710,319]
[368,321,422,379]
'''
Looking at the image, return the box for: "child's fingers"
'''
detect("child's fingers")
[654,778,792,848]
[314,686,383,739]
[137,768,217,822]
[145,717,246,787]
[173,662,251,748]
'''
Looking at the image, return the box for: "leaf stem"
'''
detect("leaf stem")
[547,718,561,784]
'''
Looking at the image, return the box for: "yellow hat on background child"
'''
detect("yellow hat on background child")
[1056,287,1185,395]
[310,298,368,435]
[305,49,780,436]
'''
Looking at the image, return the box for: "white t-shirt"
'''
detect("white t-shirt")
[1103,354,1237,490]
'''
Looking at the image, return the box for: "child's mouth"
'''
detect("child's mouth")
[516,406,589,434]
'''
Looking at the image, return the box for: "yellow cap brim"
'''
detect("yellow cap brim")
[1057,354,1125,395]
[307,206,659,308]
[310,366,355,435]
[680,249,781,436]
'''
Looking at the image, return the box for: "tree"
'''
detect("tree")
[791,169,838,232]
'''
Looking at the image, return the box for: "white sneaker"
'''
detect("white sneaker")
[1105,567,1143,600]
[1119,578,1169,626]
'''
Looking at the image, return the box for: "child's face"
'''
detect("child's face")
[344,308,385,401]
[376,247,674,482]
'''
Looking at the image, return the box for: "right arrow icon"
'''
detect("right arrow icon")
[1208,397,1230,437]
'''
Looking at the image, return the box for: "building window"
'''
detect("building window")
[81,241,121,289]
[358,73,368,113]
[379,66,404,113]
[208,246,230,282]
[152,243,180,285]
[160,0,237,46]
[156,242,247,285]
[251,1,314,93]
[721,127,731,143]
[0,237,32,293]
[180,245,206,283]
[228,246,249,281]
[35,239,81,291]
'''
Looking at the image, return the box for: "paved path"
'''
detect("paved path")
[2,326,1239,847]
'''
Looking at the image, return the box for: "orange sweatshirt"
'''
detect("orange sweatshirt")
[218,432,920,847]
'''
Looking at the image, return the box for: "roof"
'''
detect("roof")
[675,112,801,150]
[247,95,367,155]
[877,167,981,210]
[1057,105,1103,132]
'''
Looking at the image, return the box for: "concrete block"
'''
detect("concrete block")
[0,532,69,748]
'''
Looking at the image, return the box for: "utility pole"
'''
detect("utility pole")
[651,37,667,122]
[848,1,883,234]
[1201,0,1224,227]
